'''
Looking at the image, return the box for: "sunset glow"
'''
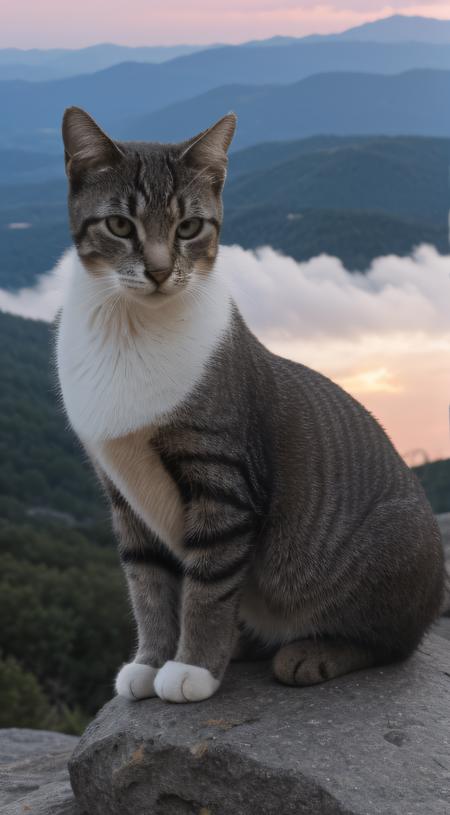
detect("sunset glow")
[268,333,450,464]
[2,1,450,48]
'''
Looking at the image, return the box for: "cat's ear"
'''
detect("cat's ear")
[180,113,237,178]
[62,107,123,180]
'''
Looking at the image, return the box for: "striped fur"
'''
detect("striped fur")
[58,109,444,703]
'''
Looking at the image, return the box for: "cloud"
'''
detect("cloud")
[218,243,450,340]
[0,250,73,321]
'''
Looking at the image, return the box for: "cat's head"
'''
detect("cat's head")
[62,107,236,302]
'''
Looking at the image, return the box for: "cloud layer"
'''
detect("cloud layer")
[218,243,450,340]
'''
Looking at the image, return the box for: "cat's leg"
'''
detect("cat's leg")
[273,639,374,686]
[112,499,181,700]
[154,510,254,703]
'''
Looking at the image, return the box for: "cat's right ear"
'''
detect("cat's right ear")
[179,113,237,185]
[62,107,123,181]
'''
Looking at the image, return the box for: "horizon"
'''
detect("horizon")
[2,5,450,49]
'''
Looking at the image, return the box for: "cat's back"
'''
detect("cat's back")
[265,347,425,523]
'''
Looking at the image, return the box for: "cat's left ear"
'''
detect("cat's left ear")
[180,113,237,180]
[62,106,123,181]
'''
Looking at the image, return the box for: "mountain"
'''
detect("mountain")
[224,136,450,223]
[222,207,448,271]
[247,15,450,46]
[0,150,63,184]
[2,14,449,83]
[2,43,450,151]
[120,70,450,150]
[0,43,215,81]
[331,15,450,44]
[1,135,449,289]
[222,134,450,269]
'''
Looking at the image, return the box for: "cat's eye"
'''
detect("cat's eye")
[176,218,203,240]
[106,216,134,239]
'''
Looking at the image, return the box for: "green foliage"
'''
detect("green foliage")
[414,459,450,515]
[0,310,133,733]
[0,655,51,728]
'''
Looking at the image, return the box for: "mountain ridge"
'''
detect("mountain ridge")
[118,69,450,150]
[2,44,450,151]
[2,15,450,83]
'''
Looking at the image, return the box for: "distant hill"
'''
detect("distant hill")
[0,43,215,81]
[121,70,450,150]
[221,207,448,271]
[251,15,450,46]
[224,136,450,223]
[0,150,63,184]
[223,134,450,268]
[1,15,450,83]
[329,15,450,44]
[0,135,449,288]
[2,47,450,151]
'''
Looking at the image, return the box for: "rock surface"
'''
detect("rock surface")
[0,729,81,814]
[70,634,450,815]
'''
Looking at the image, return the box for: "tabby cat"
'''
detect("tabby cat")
[57,107,444,703]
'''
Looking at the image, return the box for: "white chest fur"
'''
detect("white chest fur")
[56,248,231,443]
[89,430,185,550]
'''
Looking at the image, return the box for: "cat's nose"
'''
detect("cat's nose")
[143,242,171,285]
[144,266,172,285]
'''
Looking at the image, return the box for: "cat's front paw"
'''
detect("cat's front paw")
[154,661,220,703]
[115,662,158,700]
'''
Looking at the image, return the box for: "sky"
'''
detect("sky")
[2,1,450,48]
[0,243,448,464]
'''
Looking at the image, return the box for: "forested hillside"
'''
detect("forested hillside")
[0,310,447,731]
[0,312,131,732]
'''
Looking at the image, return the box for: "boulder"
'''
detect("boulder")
[0,729,81,814]
[69,634,450,815]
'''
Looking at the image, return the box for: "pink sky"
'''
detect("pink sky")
[2,1,450,48]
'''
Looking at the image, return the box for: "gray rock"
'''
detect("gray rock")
[0,729,77,765]
[70,634,450,815]
[0,729,81,814]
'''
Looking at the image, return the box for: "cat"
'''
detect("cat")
[57,106,444,704]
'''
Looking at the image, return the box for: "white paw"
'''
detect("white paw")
[154,661,220,703]
[115,662,158,700]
